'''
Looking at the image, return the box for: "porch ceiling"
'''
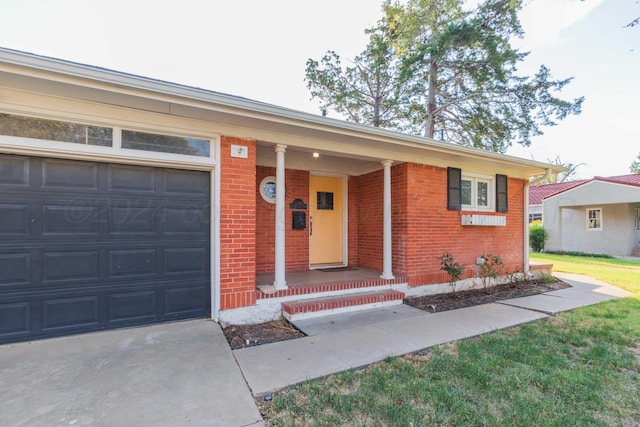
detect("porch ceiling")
[256,143,390,176]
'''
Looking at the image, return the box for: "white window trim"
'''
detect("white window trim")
[586,207,603,231]
[0,109,218,168]
[461,172,495,212]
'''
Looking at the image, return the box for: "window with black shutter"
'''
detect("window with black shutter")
[496,174,508,212]
[447,167,462,211]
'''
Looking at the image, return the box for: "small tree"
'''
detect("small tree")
[529,222,548,252]
[439,252,465,297]
[630,152,640,174]
[477,253,504,293]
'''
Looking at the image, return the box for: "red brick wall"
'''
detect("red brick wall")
[394,163,525,286]
[357,169,384,270]
[219,136,256,309]
[256,166,309,273]
[348,176,359,267]
[391,164,409,275]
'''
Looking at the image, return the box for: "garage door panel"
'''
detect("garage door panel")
[165,248,207,275]
[42,296,99,331]
[164,169,209,195]
[109,206,156,234]
[164,286,207,316]
[0,302,30,337]
[165,207,210,234]
[0,204,30,234]
[0,154,29,186]
[109,291,156,323]
[0,155,211,343]
[108,164,156,192]
[0,254,30,286]
[42,251,99,283]
[42,204,99,235]
[109,249,156,278]
[42,159,98,190]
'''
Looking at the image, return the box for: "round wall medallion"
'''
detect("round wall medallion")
[259,176,278,204]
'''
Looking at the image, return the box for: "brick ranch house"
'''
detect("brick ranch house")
[0,48,561,343]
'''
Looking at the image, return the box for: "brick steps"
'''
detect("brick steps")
[282,289,405,322]
[256,275,406,300]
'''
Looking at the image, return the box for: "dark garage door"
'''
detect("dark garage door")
[0,154,211,343]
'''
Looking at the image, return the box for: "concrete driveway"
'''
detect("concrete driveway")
[0,320,263,427]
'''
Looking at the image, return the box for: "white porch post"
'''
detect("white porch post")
[381,160,394,279]
[274,144,287,289]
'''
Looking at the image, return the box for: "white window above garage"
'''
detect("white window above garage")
[0,112,217,167]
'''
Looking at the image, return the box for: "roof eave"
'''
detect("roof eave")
[0,47,563,179]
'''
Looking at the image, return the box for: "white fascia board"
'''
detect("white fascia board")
[0,47,563,178]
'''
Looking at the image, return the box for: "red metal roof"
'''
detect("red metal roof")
[529,173,640,204]
[529,180,587,205]
[593,173,640,186]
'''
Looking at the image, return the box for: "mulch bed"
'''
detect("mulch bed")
[223,319,305,350]
[404,278,570,312]
[223,278,570,350]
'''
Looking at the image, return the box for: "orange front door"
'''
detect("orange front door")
[309,175,344,265]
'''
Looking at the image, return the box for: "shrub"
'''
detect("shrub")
[544,250,614,259]
[508,268,525,288]
[529,223,548,252]
[439,252,465,297]
[477,253,504,293]
[537,273,556,283]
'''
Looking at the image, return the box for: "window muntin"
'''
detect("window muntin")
[477,181,488,207]
[0,113,112,146]
[461,175,493,211]
[461,180,472,205]
[586,208,602,230]
[122,130,210,157]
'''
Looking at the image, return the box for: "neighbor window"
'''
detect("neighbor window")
[586,208,602,230]
[635,207,640,230]
[529,213,542,223]
[0,113,113,146]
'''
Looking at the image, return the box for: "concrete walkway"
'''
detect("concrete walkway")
[0,273,631,426]
[234,272,632,397]
[0,320,264,427]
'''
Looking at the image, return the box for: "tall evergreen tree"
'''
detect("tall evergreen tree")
[305,27,424,134]
[305,0,583,152]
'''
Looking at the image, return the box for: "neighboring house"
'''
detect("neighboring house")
[528,180,587,223]
[0,48,561,344]
[531,175,640,256]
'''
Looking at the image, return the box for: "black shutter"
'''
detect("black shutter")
[447,167,462,211]
[496,174,508,212]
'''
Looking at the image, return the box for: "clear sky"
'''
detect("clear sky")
[1,0,638,178]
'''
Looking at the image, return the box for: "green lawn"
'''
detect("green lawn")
[530,253,640,294]
[263,255,640,426]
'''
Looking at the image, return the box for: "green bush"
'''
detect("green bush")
[529,224,548,252]
[544,250,614,259]
[439,252,465,296]
[477,253,504,293]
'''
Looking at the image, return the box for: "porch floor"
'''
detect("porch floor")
[256,268,384,287]
[255,268,407,300]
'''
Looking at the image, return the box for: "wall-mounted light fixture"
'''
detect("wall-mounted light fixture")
[312,152,320,159]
